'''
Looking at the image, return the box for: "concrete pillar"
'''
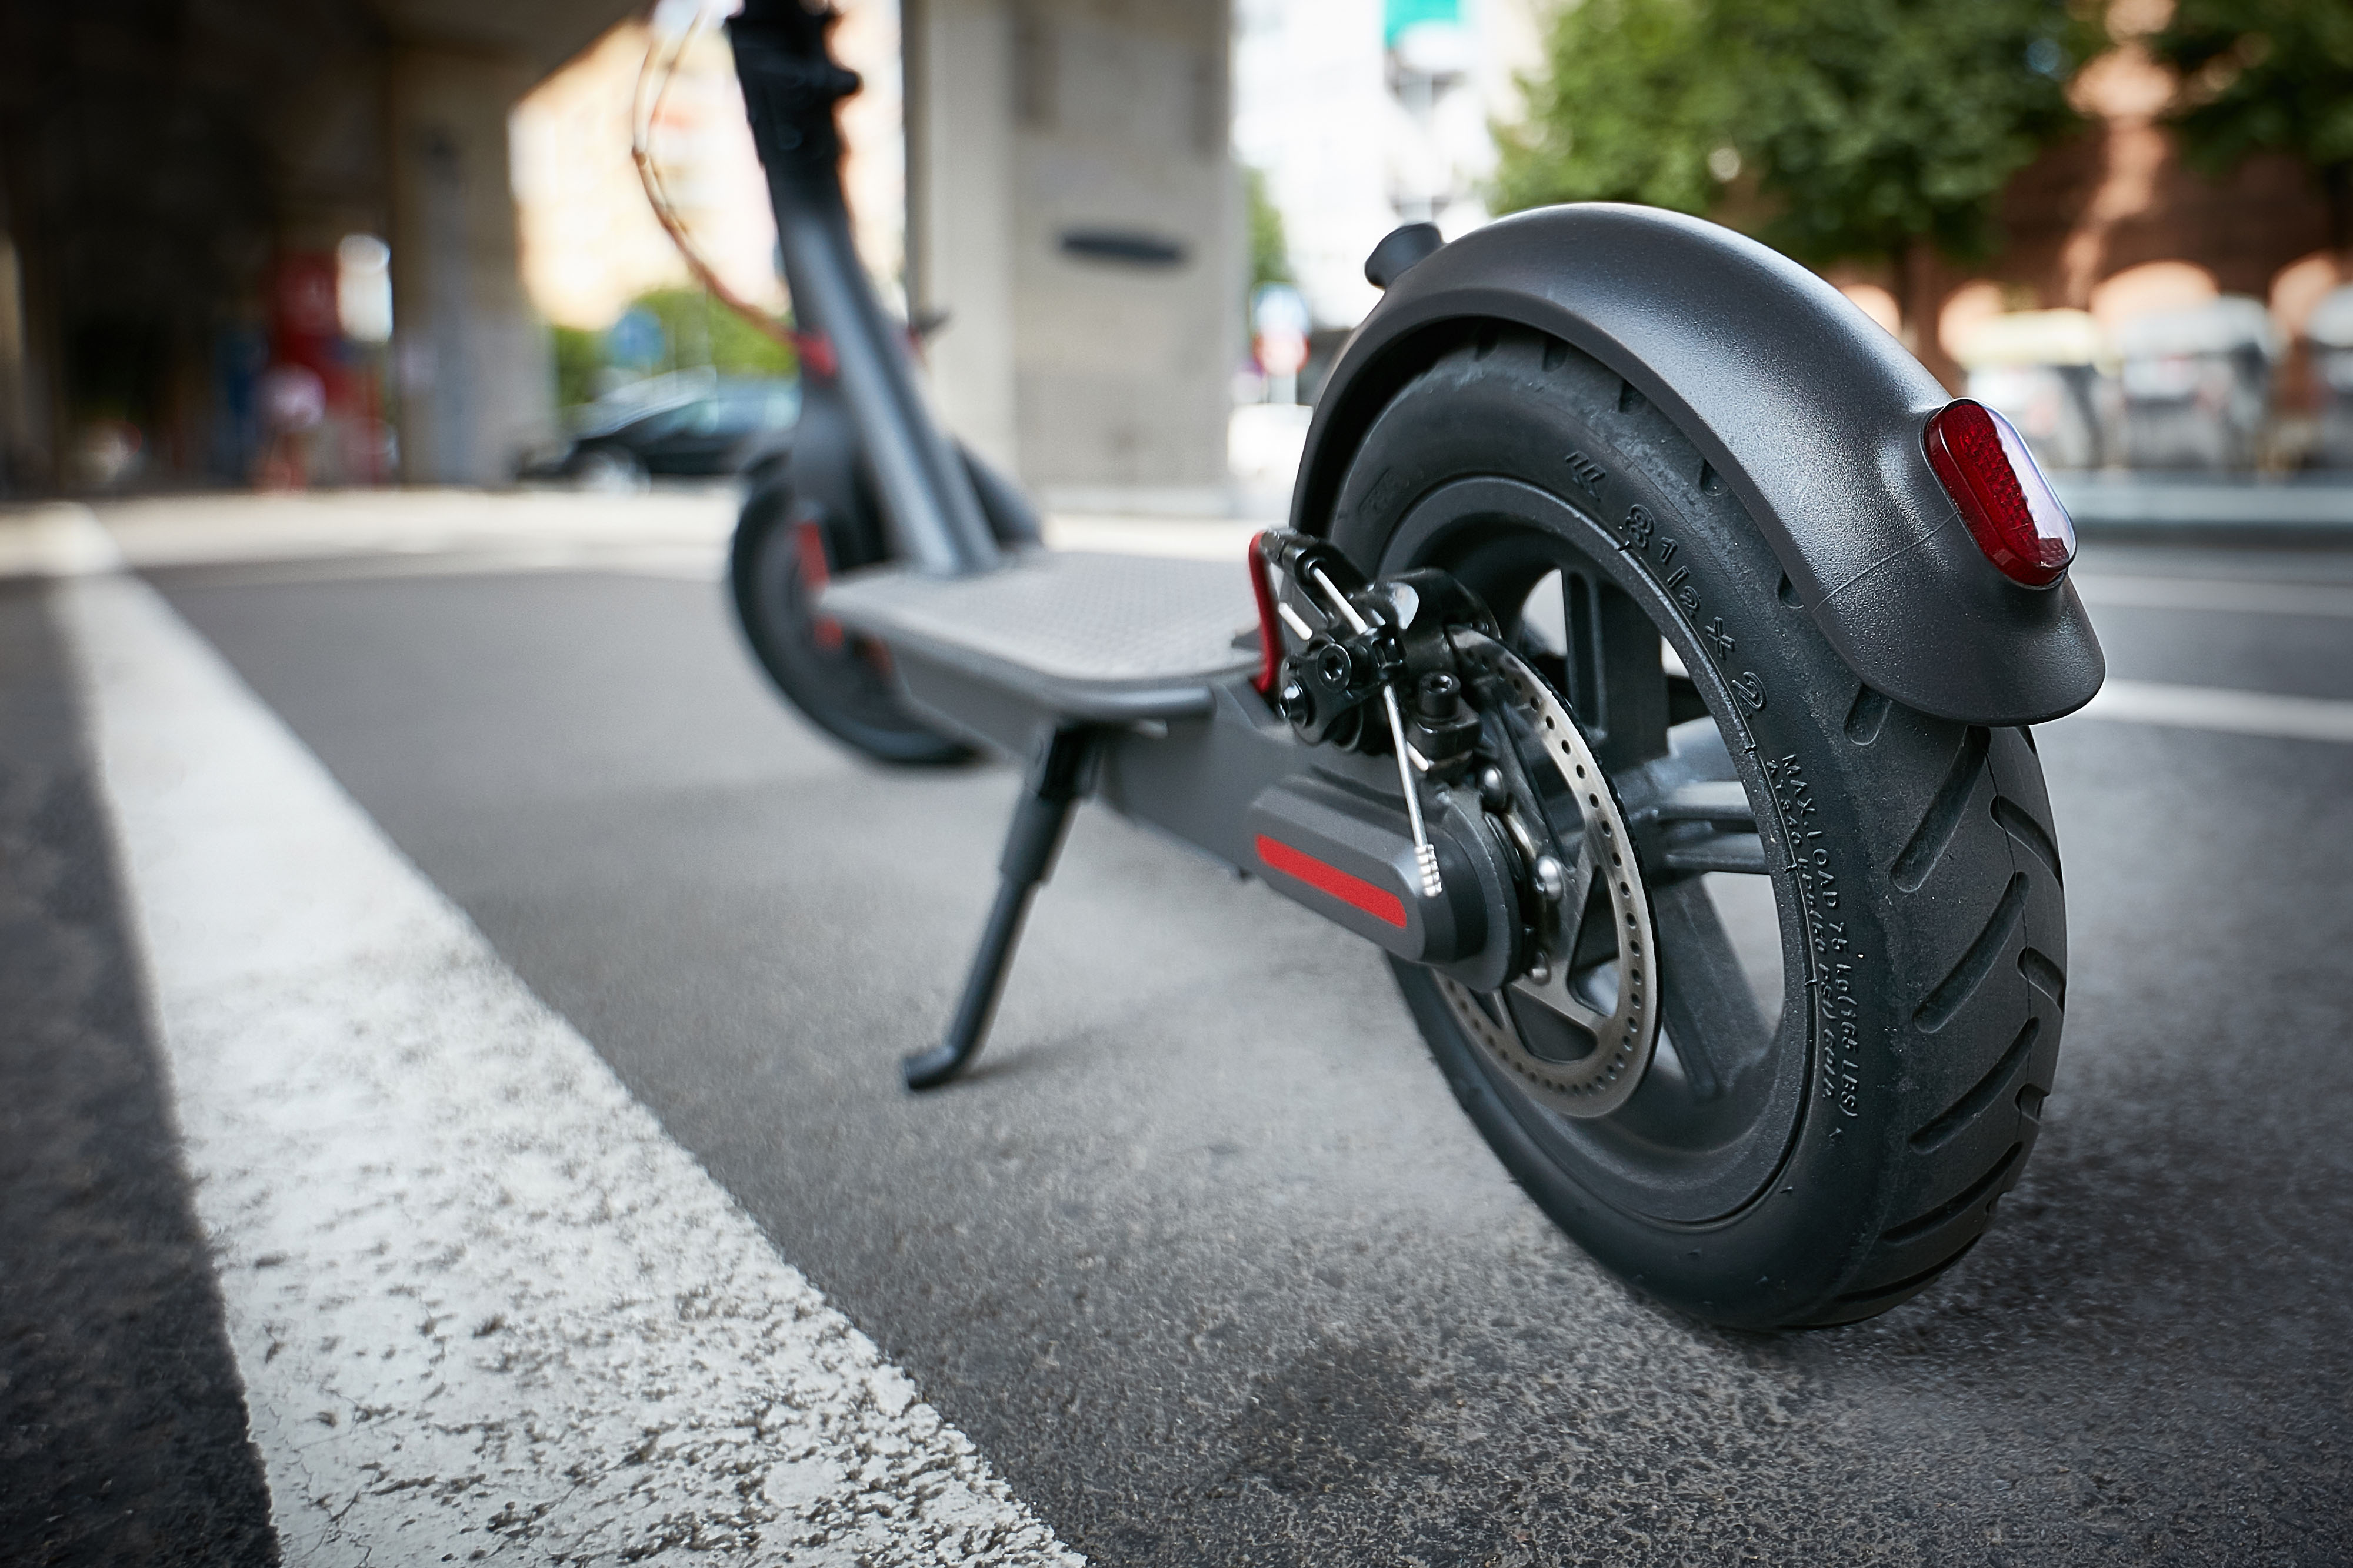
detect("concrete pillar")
[906,0,1237,508]
[0,229,42,493]
[386,46,555,485]
[905,0,1022,478]
[0,132,64,495]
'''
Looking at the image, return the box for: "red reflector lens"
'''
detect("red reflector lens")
[1255,834,1408,928]
[1923,399,2076,588]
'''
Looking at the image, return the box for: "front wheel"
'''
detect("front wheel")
[730,470,975,765]
[1337,331,2068,1328]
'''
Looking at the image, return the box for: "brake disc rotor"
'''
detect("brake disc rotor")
[1435,636,1661,1120]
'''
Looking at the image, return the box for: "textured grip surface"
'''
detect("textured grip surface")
[822,551,1260,686]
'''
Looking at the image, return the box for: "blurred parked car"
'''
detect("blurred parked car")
[2114,298,2275,471]
[1953,308,2107,472]
[2306,286,2353,469]
[521,374,799,489]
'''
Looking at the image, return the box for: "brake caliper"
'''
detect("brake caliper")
[1250,530,1663,1117]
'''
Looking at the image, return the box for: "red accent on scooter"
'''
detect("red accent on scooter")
[1255,833,1408,928]
[1248,532,1284,696]
[1924,399,2075,588]
[795,518,846,651]
[791,330,839,380]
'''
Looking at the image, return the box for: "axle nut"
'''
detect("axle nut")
[1534,855,1567,902]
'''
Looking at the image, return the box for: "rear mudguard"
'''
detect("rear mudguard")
[1291,204,2104,726]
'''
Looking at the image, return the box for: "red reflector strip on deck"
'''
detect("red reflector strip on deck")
[1255,834,1407,928]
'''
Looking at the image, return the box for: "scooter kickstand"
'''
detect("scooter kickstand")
[902,725,1095,1090]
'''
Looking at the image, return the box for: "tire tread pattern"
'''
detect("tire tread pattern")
[1912,872,2029,1032]
[1911,1018,2040,1152]
[1346,331,2068,1329]
[1797,716,2065,1323]
[1891,726,1989,890]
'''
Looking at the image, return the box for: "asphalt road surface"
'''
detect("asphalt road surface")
[6,506,2352,1565]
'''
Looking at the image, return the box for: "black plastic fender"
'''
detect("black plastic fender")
[1292,204,2104,726]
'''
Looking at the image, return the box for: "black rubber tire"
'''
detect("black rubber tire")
[1334,329,2068,1329]
[729,471,975,766]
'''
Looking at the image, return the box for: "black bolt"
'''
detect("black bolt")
[1416,671,1461,719]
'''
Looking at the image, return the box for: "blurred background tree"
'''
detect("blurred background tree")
[552,326,606,411]
[1495,0,2105,378]
[1491,0,1742,218]
[1248,165,1294,293]
[2149,0,2353,258]
[549,285,798,412]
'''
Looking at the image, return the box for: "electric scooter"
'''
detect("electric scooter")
[721,2,2104,1330]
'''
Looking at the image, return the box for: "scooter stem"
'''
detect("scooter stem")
[728,1,1000,578]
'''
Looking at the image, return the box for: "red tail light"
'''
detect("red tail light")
[1923,399,2076,588]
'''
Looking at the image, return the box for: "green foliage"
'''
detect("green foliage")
[2149,0,2353,241]
[552,286,796,411]
[630,287,796,379]
[1492,0,1737,218]
[1247,166,1293,291]
[551,326,605,412]
[1495,0,2101,270]
[1738,0,2099,266]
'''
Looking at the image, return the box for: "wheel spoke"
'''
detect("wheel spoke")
[1661,832,1768,876]
[1651,876,1771,1100]
[1625,775,1769,876]
[1408,496,1820,1223]
[1507,970,1614,1036]
[1562,572,1669,773]
[1644,778,1754,828]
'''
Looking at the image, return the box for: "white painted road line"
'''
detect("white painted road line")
[64,568,1080,1567]
[115,542,731,588]
[2072,573,2353,620]
[0,501,128,577]
[2075,678,2353,745]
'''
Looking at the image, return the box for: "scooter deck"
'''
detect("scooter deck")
[821,550,1261,725]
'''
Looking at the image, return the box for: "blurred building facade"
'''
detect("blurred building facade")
[1921,2,2337,472]
[0,0,646,495]
[1235,0,2344,472]
[1235,0,1539,335]
[8,0,2332,497]
[1,0,1239,504]
[905,0,1237,506]
[511,4,905,337]
[514,21,792,337]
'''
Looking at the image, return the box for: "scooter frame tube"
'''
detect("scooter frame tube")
[728,1,999,578]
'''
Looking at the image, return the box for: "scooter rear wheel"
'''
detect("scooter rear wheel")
[1334,330,2068,1328]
